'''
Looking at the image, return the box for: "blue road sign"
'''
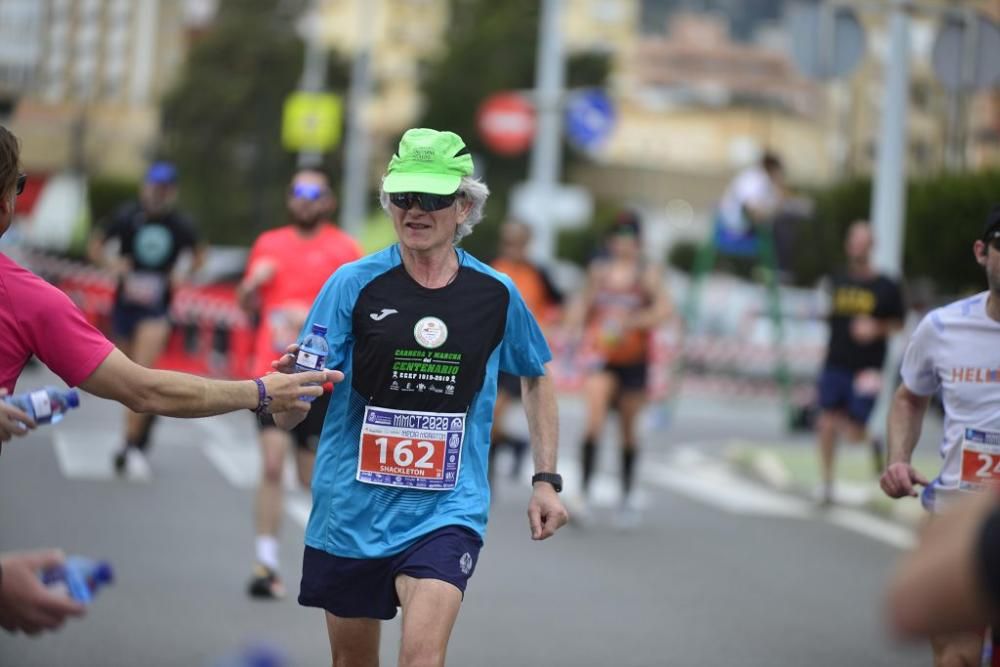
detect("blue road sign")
[564,88,616,152]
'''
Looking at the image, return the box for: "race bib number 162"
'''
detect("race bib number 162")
[356,407,465,491]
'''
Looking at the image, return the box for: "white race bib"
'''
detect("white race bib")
[356,406,465,491]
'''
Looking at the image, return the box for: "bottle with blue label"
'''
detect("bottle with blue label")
[4,387,79,425]
[295,323,328,403]
[41,556,113,604]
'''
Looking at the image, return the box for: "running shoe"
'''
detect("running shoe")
[614,494,643,530]
[247,564,286,600]
[112,447,128,476]
[565,494,594,528]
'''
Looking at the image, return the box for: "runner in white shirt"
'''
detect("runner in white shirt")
[881,204,1000,667]
[717,152,785,236]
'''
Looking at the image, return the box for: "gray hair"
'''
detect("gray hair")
[379,176,490,244]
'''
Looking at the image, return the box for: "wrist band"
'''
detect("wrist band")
[253,378,272,416]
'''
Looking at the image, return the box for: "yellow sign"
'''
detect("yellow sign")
[282,92,342,152]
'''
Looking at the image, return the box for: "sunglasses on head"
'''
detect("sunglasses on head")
[388,192,458,212]
[987,230,1000,252]
[291,183,325,201]
[15,172,24,196]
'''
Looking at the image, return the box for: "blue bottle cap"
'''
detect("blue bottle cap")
[66,389,80,409]
[92,561,114,585]
[311,323,328,336]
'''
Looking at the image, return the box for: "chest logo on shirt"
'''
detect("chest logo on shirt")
[414,316,448,349]
[134,225,173,266]
[833,287,875,316]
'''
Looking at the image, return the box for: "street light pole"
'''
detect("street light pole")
[526,0,566,263]
[870,0,911,278]
[297,0,328,169]
[339,0,378,240]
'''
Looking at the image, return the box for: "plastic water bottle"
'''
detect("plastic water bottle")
[40,556,113,604]
[294,324,328,403]
[4,387,79,425]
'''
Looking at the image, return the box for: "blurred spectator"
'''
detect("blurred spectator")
[886,491,1000,641]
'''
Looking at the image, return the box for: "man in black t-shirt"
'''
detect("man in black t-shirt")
[816,221,904,505]
[87,161,205,474]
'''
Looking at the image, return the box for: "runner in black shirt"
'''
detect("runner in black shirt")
[816,221,903,505]
[87,161,205,474]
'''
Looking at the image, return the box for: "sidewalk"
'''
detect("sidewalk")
[725,436,940,527]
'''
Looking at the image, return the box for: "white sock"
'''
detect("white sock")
[255,535,280,571]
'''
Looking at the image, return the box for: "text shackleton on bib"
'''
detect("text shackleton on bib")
[357,406,465,490]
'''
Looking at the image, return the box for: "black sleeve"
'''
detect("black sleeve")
[977,503,1000,612]
[877,278,905,320]
[101,203,135,241]
[537,266,564,305]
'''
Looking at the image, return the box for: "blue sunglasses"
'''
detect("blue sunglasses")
[291,183,326,201]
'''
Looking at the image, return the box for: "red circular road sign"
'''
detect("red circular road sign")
[476,92,535,156]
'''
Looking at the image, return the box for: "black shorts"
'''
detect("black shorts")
[111,302,170,340]
[298,525,484,620]
[603,362,648,392]
[258,391,331,452]
[816,366,876,426]
[497,372,522,399]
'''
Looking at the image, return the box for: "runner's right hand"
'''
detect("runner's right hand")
[880,462,930,499]
[260,370,344,415]
[0,389,35,443]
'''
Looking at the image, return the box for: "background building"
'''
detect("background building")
[0,0,208,178]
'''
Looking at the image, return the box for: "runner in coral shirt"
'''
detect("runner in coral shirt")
[236,169,362,599]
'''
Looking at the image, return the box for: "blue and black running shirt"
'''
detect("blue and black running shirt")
[301,245,551,559]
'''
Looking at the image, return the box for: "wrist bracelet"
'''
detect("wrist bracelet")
[253,377,272,416]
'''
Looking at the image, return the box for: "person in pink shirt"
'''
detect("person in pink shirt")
[0,126,340,635]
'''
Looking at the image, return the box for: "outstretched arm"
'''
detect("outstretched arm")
[78,348,332,417]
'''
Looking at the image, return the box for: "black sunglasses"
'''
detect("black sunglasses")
[15,172,25,196]
[389,192,458,212]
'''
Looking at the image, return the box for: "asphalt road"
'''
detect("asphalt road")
[0,366,930,666]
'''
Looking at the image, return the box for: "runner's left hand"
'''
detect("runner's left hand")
[528,484,569,541]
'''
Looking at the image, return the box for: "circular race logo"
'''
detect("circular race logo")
[413,316,448,349]
[459,552,474,576]
[134,224,174,267]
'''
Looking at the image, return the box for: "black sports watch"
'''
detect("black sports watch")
[531,472,563,493]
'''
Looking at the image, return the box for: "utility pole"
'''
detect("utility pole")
[526,0,565,263]
[339,0,378,239]
[870,0,911,278]
[297,0,328,169]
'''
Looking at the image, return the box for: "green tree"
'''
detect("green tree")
[417,0,610,260]
[161,0,347,245]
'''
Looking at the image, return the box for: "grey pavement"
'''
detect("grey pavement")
[0,367,929,666]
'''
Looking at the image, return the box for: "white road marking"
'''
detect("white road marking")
[649,446,915,549]
[53,430,151,482]
[647,459,812,519]
[825,507,916,550]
